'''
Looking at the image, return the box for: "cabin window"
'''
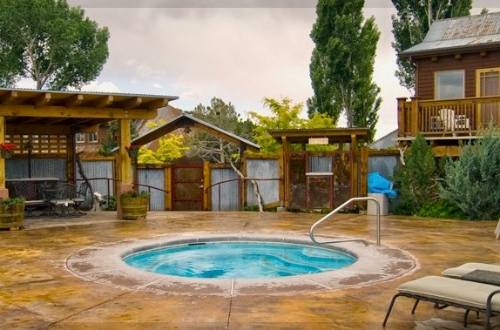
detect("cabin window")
[88,132,98,143]
[75,133,86,143]
[435,70,465,99]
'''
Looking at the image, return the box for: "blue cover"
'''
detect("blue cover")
[367,172,397,198]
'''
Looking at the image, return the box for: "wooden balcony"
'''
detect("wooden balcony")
[397,96,500,138]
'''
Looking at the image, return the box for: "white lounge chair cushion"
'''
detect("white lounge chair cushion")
[399,276,500,312]
[443,263,500,278]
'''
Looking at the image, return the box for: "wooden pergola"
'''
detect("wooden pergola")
[269,128,370,210]
[0,88,176,213]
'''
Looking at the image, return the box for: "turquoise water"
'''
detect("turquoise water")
[123,241,357,279]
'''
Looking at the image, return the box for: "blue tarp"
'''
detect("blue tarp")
[367,172,397,198]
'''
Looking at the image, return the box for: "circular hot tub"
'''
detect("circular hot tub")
[123,240,357,279]
[66,234,417,296]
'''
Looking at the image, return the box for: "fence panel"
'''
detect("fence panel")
[245,159,279,206]
[368,155,399,179]
[77,160,114,197]
[210,168,239,211]
[137,168,165,211]
[6,158,66,180]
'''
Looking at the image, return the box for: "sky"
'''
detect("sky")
[17,0,500,140]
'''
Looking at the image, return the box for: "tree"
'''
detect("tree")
[393,134,438,215]
[391,0,472,91]
[440,130,500,220]
[250,97,335,153]
[0,0,109,89]
[308,0,381,140]
[186,97,255,163]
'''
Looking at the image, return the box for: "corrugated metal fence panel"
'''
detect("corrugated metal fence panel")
[210,168,239,211]
[6,159,66,180]
[137,168,165,211]
[77,161,114,197]
[368,156,399,179]
[308,156,332,172]
[246,159,279,206]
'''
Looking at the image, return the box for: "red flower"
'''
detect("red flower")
[0,143,16,152]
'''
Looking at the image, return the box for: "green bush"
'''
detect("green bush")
[440,130,500,220]
[416,200,466,220]
[393,133,438,215]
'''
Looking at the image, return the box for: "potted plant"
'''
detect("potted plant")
[0,197,25,230]
[0,143,16,159]
[119,191,149,220]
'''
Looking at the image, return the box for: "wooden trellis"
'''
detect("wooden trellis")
[5,134,68,156]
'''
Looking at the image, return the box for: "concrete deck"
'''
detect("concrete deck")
[1,211,499,329]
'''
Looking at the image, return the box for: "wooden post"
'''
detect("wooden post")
[359,147,368,197]
[397,97,407,137]
[66,133,76,184]
[164,166,172,210]
[350,134,358,198]
[116,119,133,219]
[281,136,289,208]
[203,161,210,211]
[278,149,285,207]
[0,116,8,198]
[410,97,419,135]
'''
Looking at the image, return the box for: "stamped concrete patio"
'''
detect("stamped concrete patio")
[1,211,499,329]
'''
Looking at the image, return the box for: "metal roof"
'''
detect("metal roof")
[401,11,500,57]
[127,113,260,150]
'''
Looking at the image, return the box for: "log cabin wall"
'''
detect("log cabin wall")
[415,49,500,100]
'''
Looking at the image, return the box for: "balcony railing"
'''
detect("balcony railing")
[397,96,500,137]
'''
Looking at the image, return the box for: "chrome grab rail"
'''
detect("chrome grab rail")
[309,197,381,246]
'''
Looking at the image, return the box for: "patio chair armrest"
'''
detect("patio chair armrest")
[486,289,500,309]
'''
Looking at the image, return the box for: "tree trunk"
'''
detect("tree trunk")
[229,159,264,212]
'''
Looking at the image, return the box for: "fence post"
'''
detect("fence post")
[397,97,407,137]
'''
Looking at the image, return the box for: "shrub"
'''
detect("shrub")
[393,133,438,215]
[416,200,466,220]
[440,131,500,220]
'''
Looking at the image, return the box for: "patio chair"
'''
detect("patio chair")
[10,181,49,216]
[382,276,500,329]
[45,183,77,217]
[443,263,500,279]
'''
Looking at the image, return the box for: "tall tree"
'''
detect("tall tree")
[186,97,255,163]
[391,0,472,91]
[308,0,381,141]
[0,0,109,90]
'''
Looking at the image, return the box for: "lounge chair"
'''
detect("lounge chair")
[443,263,500,279]
[382,276,500,329]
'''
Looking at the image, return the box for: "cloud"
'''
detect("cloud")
[81,80,121,93]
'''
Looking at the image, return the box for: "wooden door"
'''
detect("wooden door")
[477,68,500,128]
[172,164,204,211]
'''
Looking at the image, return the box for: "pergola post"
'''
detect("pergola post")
[66,133,76,184]
[0,116,8,198]
[281,136,289,209]
[116,119,133,219]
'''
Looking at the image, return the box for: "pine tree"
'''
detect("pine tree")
[391,0,472,91]
[308,0,381,141]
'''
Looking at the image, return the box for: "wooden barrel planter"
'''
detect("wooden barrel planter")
[0,199,25,230]
[120,192,149,220]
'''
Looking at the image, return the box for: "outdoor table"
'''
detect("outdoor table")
[6,177,60,200]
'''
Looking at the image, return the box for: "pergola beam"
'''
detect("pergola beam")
[0,91,19,105]
[66,94,84,107]
[120,97,142,109]
[34,93,51,107]
[0,105,157,120]
[93,95,114,108]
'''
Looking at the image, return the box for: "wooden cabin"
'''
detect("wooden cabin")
[397,12,500,157]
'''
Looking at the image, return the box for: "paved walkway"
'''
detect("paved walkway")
[0,211,499,329]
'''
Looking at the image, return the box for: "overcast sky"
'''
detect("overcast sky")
[18,1,500,139]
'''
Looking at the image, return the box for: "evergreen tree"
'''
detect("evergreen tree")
[393,134,437,214]
[440,130,500,220]
[308,0,381,141]
[391,0,471,91]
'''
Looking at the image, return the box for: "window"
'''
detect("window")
[75,133,86,143]
[435,70,465,99]
[88,132,98,143]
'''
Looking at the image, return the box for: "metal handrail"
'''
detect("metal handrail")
[309,197,381,246]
